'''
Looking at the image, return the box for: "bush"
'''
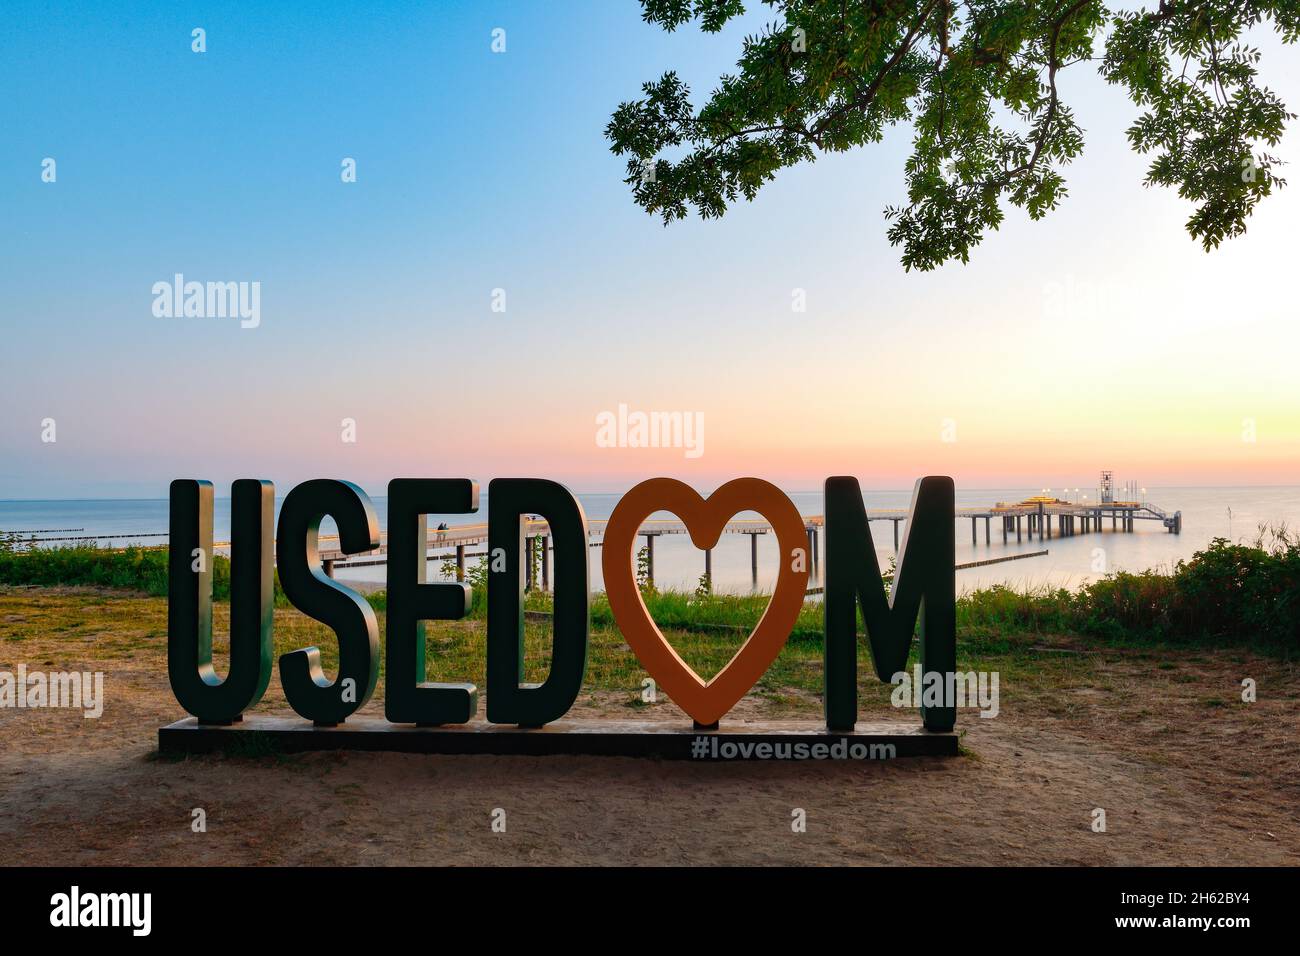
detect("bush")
[0,544,276,603]
[1077,528,1300,648]
[0,545,182,597]
[4,531,1298,652]
[958,584,1074,636]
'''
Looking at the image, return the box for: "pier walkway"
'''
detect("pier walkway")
[10,495,1180,590]
[315,497,1180,586]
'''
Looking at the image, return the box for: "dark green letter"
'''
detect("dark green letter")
[385,478,479,725]
[824,476,955,732]
[486,478,589,726]
[277,479,380,725]
[168,479,275,724]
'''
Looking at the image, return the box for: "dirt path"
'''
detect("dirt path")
[2,590,1297,865]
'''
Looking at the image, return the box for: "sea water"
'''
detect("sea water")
[2,486,1297,595]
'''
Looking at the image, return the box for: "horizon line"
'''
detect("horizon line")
[3,481,1297,504]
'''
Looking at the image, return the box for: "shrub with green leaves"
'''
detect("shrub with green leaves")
[1077,528,1300,647]
[3,533,1297,652]
[0,545,291,604]
[0,545,196,597]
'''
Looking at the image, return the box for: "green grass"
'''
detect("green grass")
[4,581,1286,728]
[0,544,176,596]
[0,543,289,603]
[4,526,1297,659]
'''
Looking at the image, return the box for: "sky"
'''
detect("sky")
[1,0,1298,499]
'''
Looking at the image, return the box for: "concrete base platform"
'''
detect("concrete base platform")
[158,715,957,760]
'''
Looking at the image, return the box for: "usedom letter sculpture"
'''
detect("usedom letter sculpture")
[823,476,956,733]
[167,474,957,736]
[167,479,275,725]
[275,479,381,725]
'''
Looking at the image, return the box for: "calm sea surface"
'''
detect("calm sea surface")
[3,486,1298,595]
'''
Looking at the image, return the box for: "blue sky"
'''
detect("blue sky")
[2,1,1298,498]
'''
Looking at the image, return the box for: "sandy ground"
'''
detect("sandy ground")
[2,589,1298,865]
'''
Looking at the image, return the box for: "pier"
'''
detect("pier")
[313,490,1180,590]
[12,473,1179,593]
[15,507,1178,590]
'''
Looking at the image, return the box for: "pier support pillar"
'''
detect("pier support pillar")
[455,544,465,582]
[749,532,759,587]
[1016,515,1022,543]
[642,533,656,588]
[892,519,900,550]
[541,534,550,592]
[704,547,712,589]
[984,516,991,545]
[322,558,334,579]
[971,518,977,547]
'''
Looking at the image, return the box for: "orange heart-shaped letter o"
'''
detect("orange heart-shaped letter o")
[602,478,810,726]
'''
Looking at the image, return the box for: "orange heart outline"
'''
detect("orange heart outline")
[602,477,810,726]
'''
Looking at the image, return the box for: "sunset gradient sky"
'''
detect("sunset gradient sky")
[2,0,1298,499]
